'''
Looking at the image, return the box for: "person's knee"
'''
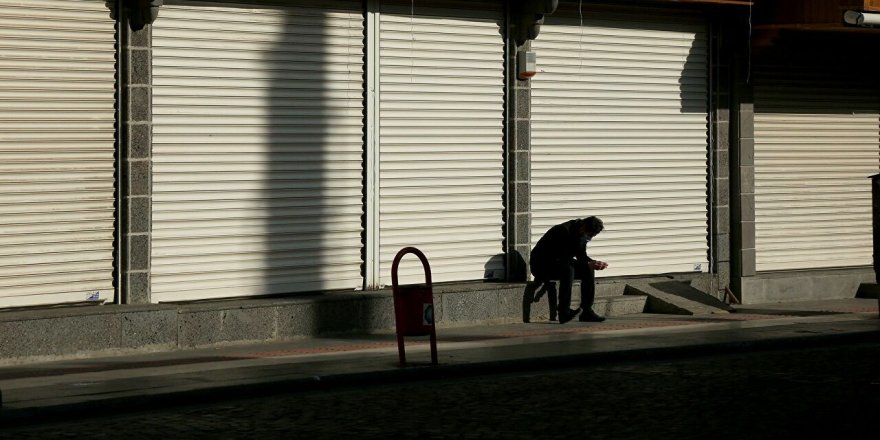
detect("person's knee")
[574,265,593,281]
[584,267,595,279]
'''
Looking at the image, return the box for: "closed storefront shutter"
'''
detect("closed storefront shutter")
[0,0,117,308]
[530,8,710,277]
[754,67,880,271]
[377,1,505,285]
[151,1,365,302]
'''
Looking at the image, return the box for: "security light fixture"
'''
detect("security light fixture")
[843,10,880,27]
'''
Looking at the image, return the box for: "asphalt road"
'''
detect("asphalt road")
[2,341,878,439]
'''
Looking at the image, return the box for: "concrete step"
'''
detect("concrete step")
[625,280,732,315]
[595,294,648,316]
[0,280,683,365]
[522,281,646,322]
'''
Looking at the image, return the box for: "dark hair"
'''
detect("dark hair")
[583,216,604,234]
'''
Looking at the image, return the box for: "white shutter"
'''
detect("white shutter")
[0,0,117,308]
[530,8,710,277]
[754,67,880,271]
[377,1,505,285]
[151,1,365,302]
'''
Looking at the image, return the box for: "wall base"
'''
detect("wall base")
[738,267,874,304]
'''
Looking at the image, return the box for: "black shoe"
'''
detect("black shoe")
[558,308,581,324]
[579,310,606,322]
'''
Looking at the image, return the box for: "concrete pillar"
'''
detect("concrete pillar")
[121,20,153,304]
[710,17,733,300]
[505,34,533,282]
[729,15,756,298]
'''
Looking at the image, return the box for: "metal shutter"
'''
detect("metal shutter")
[0,0,117,308]
[754,67,880,271]
[377,1,505,285]
[151,1,365,302]
[530,8,710,277]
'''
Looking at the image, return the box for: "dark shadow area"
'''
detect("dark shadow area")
[484,254,507,281]
[0,356,253,381]
[521,280,557,323]
[147,2,369,328]
[747,32,880,274]
[753,32,880,115]
[504,249,528,282]
[729,308,844,317]
[267,0,365,301]
[149,1,364,309]
[649,280,730,309]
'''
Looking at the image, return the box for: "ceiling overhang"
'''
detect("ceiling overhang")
[753,0,880,38]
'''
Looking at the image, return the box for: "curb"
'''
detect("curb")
[2,325,878,428]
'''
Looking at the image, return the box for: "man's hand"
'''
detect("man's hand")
[588,260,608,270]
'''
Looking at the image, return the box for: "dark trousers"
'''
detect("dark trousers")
[531,259,596,313]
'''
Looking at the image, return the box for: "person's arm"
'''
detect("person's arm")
[579,237,608,270]
[576,235,591,263]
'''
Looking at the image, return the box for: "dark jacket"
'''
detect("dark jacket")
[530,219,593,269]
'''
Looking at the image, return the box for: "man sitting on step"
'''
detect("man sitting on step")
[530,216,608,324]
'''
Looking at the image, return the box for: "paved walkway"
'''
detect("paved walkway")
[1,298,877,425]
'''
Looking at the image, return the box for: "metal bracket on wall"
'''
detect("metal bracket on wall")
[511,0,559,46]
[127,0,163,30]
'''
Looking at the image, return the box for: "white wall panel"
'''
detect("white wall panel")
[152,1,365,301]
[531,8,710,277]
[754,67,880,271]
[377,1,505,285]
[0,0,117,308]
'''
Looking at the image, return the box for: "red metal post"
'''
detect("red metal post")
[391,247,438,365]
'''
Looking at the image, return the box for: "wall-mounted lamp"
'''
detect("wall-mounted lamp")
[517,51,537,80]
[844,10,880,27]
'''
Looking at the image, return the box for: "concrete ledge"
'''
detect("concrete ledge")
[0,284,544,364]
[739,268,874,304]
[593,295,647,317]
[0,278,712,365]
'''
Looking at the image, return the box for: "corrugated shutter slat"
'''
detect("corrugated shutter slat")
[378,2,505,285]
[0,0,116,308]
[754,67,880,271]
[531,10,710,277]
[151,1,365,302]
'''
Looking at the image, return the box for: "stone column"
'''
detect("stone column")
[729,15,756,299]
[121,20,153,304]
[710,16,734,300]
[505,36,533,282]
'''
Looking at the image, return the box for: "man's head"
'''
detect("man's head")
[580,216,604,238]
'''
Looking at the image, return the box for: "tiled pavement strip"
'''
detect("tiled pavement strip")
[240,304,878,358]
[0,298,877,424]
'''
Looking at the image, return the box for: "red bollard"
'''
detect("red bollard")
[391,247,438,366]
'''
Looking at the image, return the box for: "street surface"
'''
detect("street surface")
[2,342,878,439]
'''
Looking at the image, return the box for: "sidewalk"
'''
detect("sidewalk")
[1,298,877,425]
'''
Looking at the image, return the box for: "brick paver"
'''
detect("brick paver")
[3,342,877,439]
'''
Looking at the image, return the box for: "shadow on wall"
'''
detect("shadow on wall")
[747,32,880,274]
[521,280,557,323]
[266,0,364,295]
[266,1,367,333]
[150,1,365,307]
[751,32,880,115]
